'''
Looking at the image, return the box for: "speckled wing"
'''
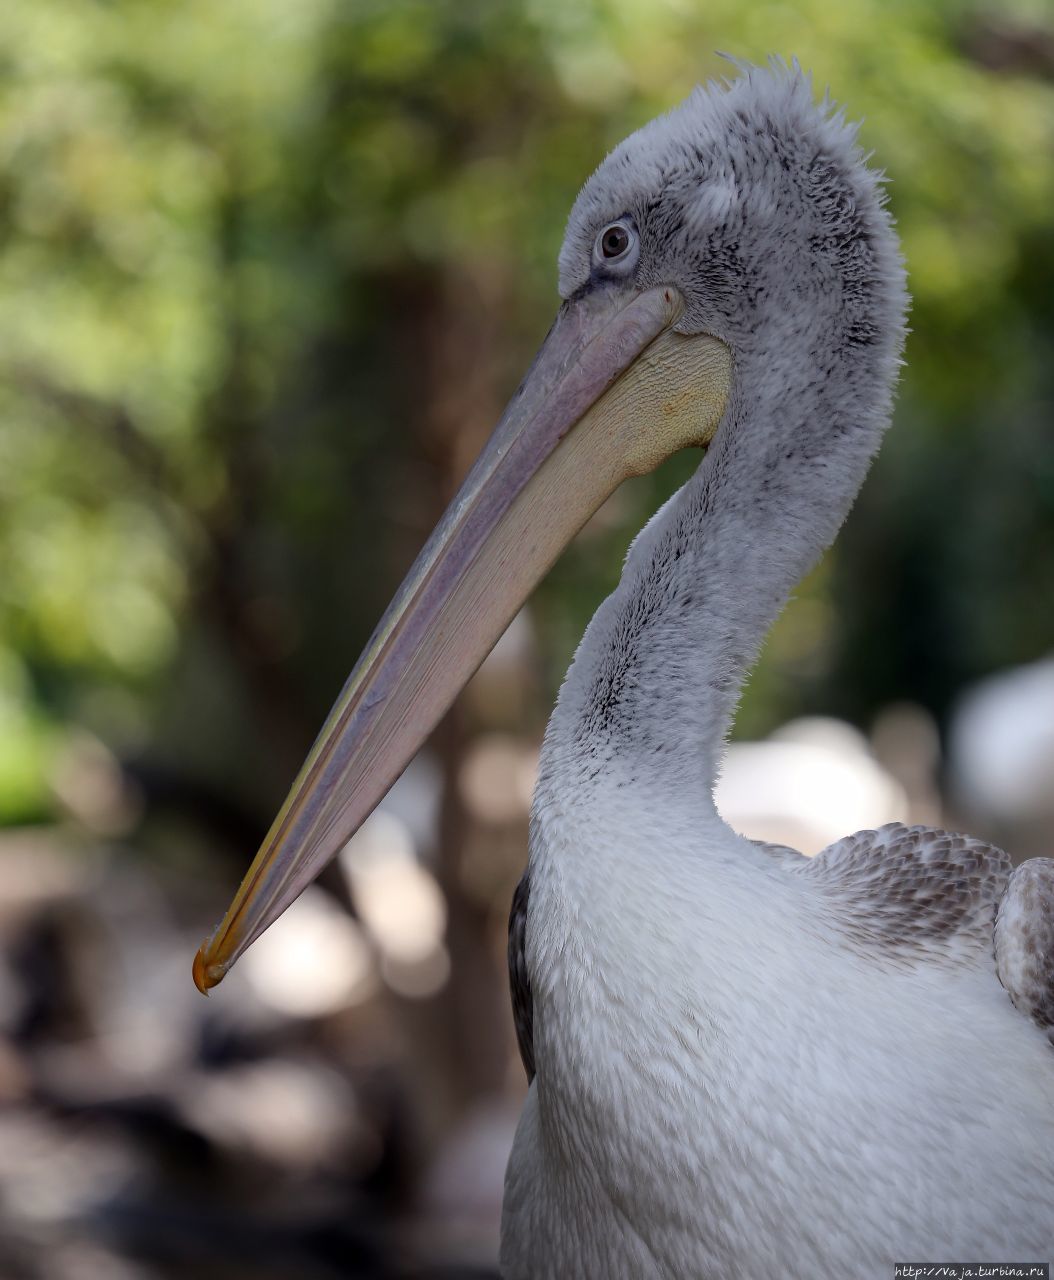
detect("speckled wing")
[787,822,1012,971]
[995,858,1054,1035]
[508,869,535,1083]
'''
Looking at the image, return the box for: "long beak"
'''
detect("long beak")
[194,280,731,992]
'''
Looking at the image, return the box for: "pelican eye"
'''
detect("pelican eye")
[598,223,631,260]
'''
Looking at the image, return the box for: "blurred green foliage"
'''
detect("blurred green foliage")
[0,0,1052,823]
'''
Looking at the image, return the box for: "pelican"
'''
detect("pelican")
[193,61,1054,1276]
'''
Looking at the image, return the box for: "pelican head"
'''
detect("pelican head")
[194,59,906,992]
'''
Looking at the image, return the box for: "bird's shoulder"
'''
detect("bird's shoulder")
[770,822,1013,971]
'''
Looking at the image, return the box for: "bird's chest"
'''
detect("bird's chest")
[517,809,931,1273]
[522,812,805,1236]
[507,797,1054,1278]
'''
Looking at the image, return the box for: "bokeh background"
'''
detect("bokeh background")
[1,1,1053,1276]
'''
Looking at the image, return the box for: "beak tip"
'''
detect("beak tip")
[192,939,226,995]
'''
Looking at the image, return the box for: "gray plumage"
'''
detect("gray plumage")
[790,823,1012,971]
[996,857,1054,1033]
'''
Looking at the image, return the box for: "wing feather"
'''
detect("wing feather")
[995,857,1054,1034]
[788,822,1011,971]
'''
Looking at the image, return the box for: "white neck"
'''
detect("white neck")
[540,337,892,811]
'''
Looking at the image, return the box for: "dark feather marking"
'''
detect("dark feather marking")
[508,869,535,1083]
[786,823,1012,971]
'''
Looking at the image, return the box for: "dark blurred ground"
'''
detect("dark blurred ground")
[1,1,1053,1275]
[0,814,516,1279]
